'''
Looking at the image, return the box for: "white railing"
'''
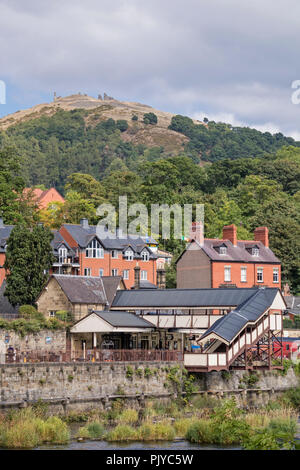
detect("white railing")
[141,314,223,329]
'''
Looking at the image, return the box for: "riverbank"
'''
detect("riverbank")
[0,386,299,450]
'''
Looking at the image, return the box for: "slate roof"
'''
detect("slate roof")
[284,296,300,315]
[176,238,280,264]
[0,225,14,253]
[111,287,268,309]
[93,310,154,328]
[0,281,19,316]
[101,276,123,307]
[51,275,108,305]
[61,224,157,258]
[200,288,280,343]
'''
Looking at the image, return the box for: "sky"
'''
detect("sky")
[1,0,300,139]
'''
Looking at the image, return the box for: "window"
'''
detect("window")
[219,246,227,255]
[123,269,129,280]
[141,270,148,280]
[124,249,134,261]
[58,247,67,263]
[86,239,103,258]
[273,268,279,283]
[99,269,104,277]
[49,311,56,317]
[112,269,118,276]
[257,268,263,282]
[141,250,149,261]
[241,266,247,282]
[111,250,118,259]
[84,268,91,276]
[252,248,260,256]
[224,266,231,282]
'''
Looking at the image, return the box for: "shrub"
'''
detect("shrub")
[78,421,105,439]
[132,115,138,121]
[117,409,138,425]
[116,120,128,132]
[139,422,176,441]
[106,424,138,441]
[19,305,41,320]
[126,366,134,379]
[185,420,215,444]
[143,112,157,125]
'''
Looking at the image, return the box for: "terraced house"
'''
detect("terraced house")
[53,219,158,289]
[176,223,281,290]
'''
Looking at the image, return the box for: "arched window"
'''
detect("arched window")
[141,250,149,261]
[86,239,104,258]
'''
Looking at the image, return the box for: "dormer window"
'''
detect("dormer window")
[124,249,134,261]
[252,248,260,256]
[141,250,149,261]
[219,246,227,255]
[86,239,104,258]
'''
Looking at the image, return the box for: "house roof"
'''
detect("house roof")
[284,296,300,315]
[101,276,124,307]
[176,238,280,264]
[51,275,108,305]
[0,281,19,315]
[111,287,273,309]
[93,310,154,328]
[0,225,14,253]
[61,224,157,258]
[200,288,281,344]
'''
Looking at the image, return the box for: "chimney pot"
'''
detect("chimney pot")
[80,218,89,229]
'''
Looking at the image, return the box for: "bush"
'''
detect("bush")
[19,305,41,320]
[117,409,138,425]
[77,421,105,439]
[106,424,138,441]
[185,420,215,444]
[143,112,158,125]
[116,120,128,132]
[139,422,176,441]
[131,115,138,121]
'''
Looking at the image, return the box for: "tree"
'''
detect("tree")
[4,224,54,306]
[143,112,158,125]
[0,146,26,224]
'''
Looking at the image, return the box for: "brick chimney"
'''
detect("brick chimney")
[156,268,166,289]
[80,218,89,230]
[283,283,290,297]
[254,227,269,248]
[222,224,237,246]
[134,264,140,289]
[189,221,204,246]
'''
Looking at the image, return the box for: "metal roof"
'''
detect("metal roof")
[200,288,279,343]
[93,310,154,328]
[111,287,270,309]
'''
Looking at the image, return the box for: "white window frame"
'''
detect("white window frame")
[219,246,227,255]
[111,250,118,259]
[224,266,231,282]
[123,269,129,280]
[241,266,247,283]
[141,250,149,261]
[141,270,148,281]
[86,239,104,258]
[49,310,56,317]
[99,269,104,277]
[124,249,134,261]
[252,248,260,257]
[257,267,264,283]
[273,267,279,283]
[84,268,91,276]
[58,246,67,263]
[112,268,118,276]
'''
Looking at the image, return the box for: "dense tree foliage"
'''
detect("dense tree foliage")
[0,110,299,291]
[4,224,54,306]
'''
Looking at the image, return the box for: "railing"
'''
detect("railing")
[73,349,183,363]
[1,349,183,364]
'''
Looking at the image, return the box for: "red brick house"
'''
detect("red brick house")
[176,223,281,290]
[23,187,65,210]
[51,219,158,289]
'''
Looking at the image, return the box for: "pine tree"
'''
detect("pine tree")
[4,224,54,306]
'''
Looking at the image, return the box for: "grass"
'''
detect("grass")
[77,421,105,439]
[0,408,70,449]
[117,409,139,425]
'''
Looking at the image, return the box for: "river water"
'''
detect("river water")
[35,440,241,450]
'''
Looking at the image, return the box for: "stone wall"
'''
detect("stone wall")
[0,329,67,355]
[0,362,298,414]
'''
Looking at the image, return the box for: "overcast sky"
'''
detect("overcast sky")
[1,0,300,138]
